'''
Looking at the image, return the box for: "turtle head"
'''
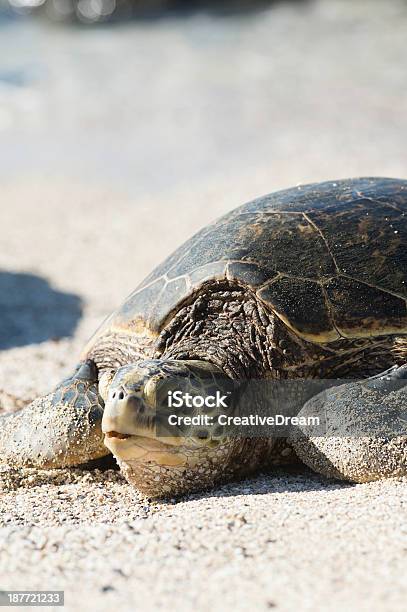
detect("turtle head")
[100,359,244,497]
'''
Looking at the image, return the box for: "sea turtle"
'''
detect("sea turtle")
[1,177,406,497]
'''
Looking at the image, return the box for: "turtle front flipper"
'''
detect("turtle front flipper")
[0,360,109,469]
[289,365,407,483]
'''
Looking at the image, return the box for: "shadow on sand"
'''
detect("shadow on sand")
[0,271,82,350]
[157,465,354,505]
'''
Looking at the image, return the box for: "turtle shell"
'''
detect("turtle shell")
[90,177,407,346]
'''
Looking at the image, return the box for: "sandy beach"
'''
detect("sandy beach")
[1,1,407,610]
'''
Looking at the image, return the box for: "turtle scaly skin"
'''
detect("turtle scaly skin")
[0,361,106,468]
[1,177,406,497]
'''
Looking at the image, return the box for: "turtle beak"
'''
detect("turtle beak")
[102,387,150,440]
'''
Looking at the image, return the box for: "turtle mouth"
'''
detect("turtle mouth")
[103,431,189,451]
[105,431,132,440]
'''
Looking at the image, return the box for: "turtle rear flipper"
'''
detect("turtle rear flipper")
[0,361,108,469]
[289,365,407,483]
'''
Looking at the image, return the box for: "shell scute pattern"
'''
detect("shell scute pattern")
[306,201,406,297]
[91,178,407,346]
[51,380,99,410]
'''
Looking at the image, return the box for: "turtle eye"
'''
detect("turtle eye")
[143,377,158,407]
[98,369,116,402]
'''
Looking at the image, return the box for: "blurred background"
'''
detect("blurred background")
[1,0,407,192]
[1,0,407,395]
